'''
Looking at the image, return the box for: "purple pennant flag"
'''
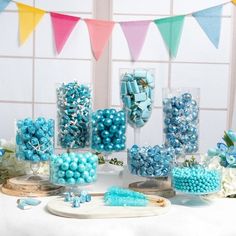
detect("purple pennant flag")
[120,20,151,61]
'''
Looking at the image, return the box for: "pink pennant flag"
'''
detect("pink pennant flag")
[50,12,80,54]
[120,20,151,61]
[84,19,115,60]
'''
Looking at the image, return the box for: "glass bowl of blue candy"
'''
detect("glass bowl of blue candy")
[171,156,221,195]
[50,152,98,186]
[162,88,200,157]
[120,68,155,129]
[127,144,175,178]
[56,82,92,149]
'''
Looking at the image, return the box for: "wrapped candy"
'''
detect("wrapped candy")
[16,117,54,162]
[50,152,98,185]
[57,82,92,149]
[162,88,200,156]
[91,109,126,152]
[127,144,175,177]
[120,69,155,128]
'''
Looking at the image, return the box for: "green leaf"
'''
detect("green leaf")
[223,131,234,147]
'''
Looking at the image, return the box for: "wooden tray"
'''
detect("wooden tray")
[47,195,171,219]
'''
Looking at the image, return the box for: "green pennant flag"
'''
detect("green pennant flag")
[154,15,185,58]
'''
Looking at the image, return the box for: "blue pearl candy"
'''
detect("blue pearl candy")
[16,117,54,163]
[172,166,221,194]
[128,145,175,177]
[57,82,92,149]
[91,109,126,153]
[163,92,199,156]
[50,152,98,185]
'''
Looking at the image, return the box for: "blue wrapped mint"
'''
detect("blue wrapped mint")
[163,90,199,156]
[127,144,175,177]
[91,109,126,152]
[57,82,92,149]
[16,117,54,162]
[120,69,155,128]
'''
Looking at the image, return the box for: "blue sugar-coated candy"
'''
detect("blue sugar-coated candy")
[163,92,199,156]
[128,145,175,177]
[50,152,98,186]
[91,109,126,153]
[57,82,92,149]
[72,197,80,208]
[16,117,54,162]
[121,70,155,128]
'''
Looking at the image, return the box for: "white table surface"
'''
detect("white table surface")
[0,170,236,236]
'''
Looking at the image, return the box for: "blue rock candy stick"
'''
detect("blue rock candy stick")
[121,81,127,95]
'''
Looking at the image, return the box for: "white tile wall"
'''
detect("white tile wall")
[0,13,33,56]
[0,103,32,140]
[34,59,92,103]
[0,58,33,102]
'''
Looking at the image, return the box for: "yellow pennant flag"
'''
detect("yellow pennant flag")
[232,0,236,5]
[17,3,45,44]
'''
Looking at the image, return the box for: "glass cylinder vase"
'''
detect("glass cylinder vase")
[56,82,92,150]
[162,88,200,156]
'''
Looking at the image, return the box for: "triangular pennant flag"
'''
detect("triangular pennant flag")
[50,12,80,54]
[0,0,10,12]
[120,20,151,61]
[192,5,222,48]
[84,19,115,60]
[154,15,185,58]
[232,0,236,5]
[17,3,45,45]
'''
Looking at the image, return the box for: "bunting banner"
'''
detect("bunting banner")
[192,5,223,48]
[0,0,10,12]
[154,15,185,58]
[50,13,80,54]
[84,19,115,60]
[120,20,151,61]
[17,3,45,45]
[0,1,234,59]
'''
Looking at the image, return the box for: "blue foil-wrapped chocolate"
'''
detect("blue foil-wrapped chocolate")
[57,82,92,149]
[91,109,126,152]
[162,89,199,156]
[127,144,175,177]
[16,117,54,162]
[120,69,155,128]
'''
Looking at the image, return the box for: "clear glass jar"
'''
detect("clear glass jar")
[162,88,200,156]
[120,68,155,128]
[16,117,54,163]
[56,82,92,150]
[50,152,98,186]
[127,144,175,177]
[171,156,221,195]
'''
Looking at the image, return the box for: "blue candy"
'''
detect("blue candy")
[57,82,92,149]
[163,92,199,156]
[91,109,126,153]
[127,145,175,177]
[50,152,98,185]
[16,117,54,162]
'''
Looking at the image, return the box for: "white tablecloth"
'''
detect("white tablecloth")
[0,171,236,236]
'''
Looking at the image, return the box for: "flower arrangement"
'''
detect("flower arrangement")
[207,130,236,168]
[0,139,49,184]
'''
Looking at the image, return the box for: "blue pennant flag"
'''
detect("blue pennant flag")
[192,5,223,48]
[0,0,10,12]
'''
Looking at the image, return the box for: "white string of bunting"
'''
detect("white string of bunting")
[0,0,234,60]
